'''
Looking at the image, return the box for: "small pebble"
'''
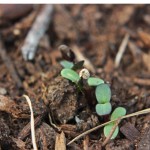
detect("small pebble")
[0,87,7,95]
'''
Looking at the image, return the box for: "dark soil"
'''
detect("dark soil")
[0,4,150,150]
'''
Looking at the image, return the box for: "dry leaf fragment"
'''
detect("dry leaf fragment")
[55,132,66,150]
[138,30,150,48]
[12,138,26,150]
[0,95,22,118]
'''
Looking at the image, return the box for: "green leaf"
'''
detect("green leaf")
[111,107,126,121]
[87,77,104,86]
[61,68,80,83]
[95,83,111,103]
[95,102,112,116]
[104,123,119,139]
[60,60,74,69]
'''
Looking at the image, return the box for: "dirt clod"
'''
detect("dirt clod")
[46,76,78,124]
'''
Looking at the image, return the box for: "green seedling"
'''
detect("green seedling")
[87,77,104,86]
[104,107,126,139]
[60,60,74,69]
[96,102,112,116]
[61,68,80,83]
[59,50,127,141]
[95,83,111,104]
[72,60,84,70]
[60,60,84,70]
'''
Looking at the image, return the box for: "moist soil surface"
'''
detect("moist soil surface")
[0,4,150,150]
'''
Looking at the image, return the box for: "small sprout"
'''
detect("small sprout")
[104,123,119,139]
[95,83,111,104]
[87,77,104,86]
[95,102,112,116]
[110,107,126,121]
[72,60,84,70]
[61,68,80,83]
[79,68,90,79]
[104,107,126,139]
[59,45,75,61]
[60,60,74,69]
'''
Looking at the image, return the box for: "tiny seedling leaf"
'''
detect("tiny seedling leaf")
[111,107,126,121]
[95,83,111,103]
[95,102,112,116]
[72,60,84,70]
[87,77,104,86]
[60,60,74,69]
[61,68,80,83]
[104,123,119,139]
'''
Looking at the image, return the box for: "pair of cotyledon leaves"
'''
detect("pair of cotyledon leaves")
[61,68,111,115]
[95,84,126,139]
[104,107,126,139]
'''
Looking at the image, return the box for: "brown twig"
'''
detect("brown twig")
[102,119,120,146]
[21,4,53,60]
[128,41,142,58]
[0,38,23,88]
[115,33,130,68]
[133,78,150,86]
[125,77,150,86]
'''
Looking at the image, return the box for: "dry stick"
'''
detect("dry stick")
[21,4,53,60]
[125,77,150,87]
[67,108,150,145]
[71,45,96,73]
[133,78,150,86]
[0,39,23,88]
[115,33,130,68]
[128,41,142,58]
[102,118,120,146]
[23,95,38,150]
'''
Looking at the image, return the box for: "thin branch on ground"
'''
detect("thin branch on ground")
[21,4,53,60]
[102,119,120,146]
[133,78,150,86]
[125,77,150,86]
[0,38,23,88]
[67,108,150,145]
[115,33,130,68]
[23,95,38,150]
